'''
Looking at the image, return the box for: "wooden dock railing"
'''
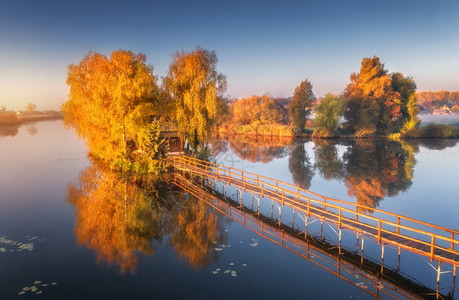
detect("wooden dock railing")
[169,155,459,266]
[172,173,445,300]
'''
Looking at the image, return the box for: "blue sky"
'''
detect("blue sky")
[1,0,458,110]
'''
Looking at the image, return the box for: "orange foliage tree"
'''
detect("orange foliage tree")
[163,47,227,149]
[62,50,168,181]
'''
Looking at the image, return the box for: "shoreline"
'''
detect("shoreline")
[0,112,63,126]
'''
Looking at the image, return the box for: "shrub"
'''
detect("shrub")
[420,123,458,138]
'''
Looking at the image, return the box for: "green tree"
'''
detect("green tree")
[314,93,344,135]
[288,79,315,132]
[390,72,419,132]
[163,47,227,149]
[62,50,168,181]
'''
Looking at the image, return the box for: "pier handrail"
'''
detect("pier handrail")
[169,155,459,264]
[172,173,442,300]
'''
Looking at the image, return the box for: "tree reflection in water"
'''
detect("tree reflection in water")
[288,142,314,189]
[212,135,292,163]
[311,139,418,213]
[0,125,19,137]
[67,162,226,273]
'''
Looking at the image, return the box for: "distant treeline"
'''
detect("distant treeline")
[216,56,459,139]
[0,110,62,126]
[416,91,459,112]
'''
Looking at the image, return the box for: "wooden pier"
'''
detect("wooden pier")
[172,173,451,299]
[169,155,459,268]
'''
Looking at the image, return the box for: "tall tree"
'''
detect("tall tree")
[163,47,227,149]
[288,79,315,132]
[344,56,400,135]
[62,50,168,180]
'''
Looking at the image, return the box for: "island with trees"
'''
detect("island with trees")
[59,48,458,190]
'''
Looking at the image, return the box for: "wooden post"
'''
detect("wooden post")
[292,208,295,228]
[451,232,455,250]
[381,243,385,274]
[278,204,282,227]
[305,216,308,237]
[378,220,382,244]
[397,217,400,234]
[339,229,342,254]
[320,219,324,240]
[361,238,364,264]
[338,208,342,229]
[307,199,311,218]
[271,199,274,218]
[431,234,435,261]
[297,188,300,200]
[228,168,231,184]
[281,230,284,246]
[323,197,327,209]
[437,261,442,284]
[397,247,401,271]
[257,196,260,216]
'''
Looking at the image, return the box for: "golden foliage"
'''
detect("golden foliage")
[62,50,167,179]
[163,47,226,148]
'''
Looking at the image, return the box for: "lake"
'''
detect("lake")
[1,120,458,299]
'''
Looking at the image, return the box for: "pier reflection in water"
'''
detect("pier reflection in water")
[172,168,456,299]
[211,136,458,212]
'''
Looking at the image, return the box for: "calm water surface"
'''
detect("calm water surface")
[1,120,458,299]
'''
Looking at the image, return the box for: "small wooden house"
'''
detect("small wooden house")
[159,119,183,154]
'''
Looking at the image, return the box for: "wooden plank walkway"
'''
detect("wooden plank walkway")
[172,173,444,300]
[169,155,459,266]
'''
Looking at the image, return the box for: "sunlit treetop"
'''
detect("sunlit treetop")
[62,50,168,180]
[163,47,227,148]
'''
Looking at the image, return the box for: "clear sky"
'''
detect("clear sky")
[1,0,458,110]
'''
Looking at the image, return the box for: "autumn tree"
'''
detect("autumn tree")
[314,93,344,135]
[344,56,420,136]
[62,50,168,181]
[288,79,315,132]
[232,95,261,125]
[163,47,227,149]
[344,56,398,135]
[26,102,36,112]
